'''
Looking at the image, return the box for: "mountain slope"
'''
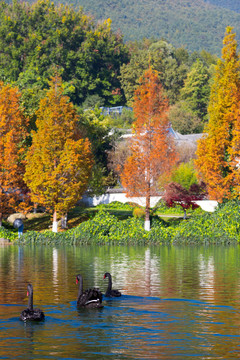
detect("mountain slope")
[68,0,240,55]
[204,0,240,13]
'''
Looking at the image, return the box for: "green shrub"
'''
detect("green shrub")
[172,199,240,244]
[154,199,184,214]
[96,201,134,211]
[133,206,145,218]
[0,226,17,241]
[12,199,240,246]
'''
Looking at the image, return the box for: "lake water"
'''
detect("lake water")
[1,245,240,359]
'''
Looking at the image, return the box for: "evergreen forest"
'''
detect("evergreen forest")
[204,0,240,13]
[63,0,240,55]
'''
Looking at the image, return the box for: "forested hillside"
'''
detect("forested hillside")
[204,0,240,13]
[64,0,240,55]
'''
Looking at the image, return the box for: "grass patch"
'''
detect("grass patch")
[4,201,187,234]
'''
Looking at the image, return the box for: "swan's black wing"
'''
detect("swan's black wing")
[91,287,103,302]
[78,288,103,308]
[20,308,45,321]
[105,289,121,297]
[111,289,121,297]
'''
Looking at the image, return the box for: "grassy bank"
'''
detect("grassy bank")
[1,200,239,245]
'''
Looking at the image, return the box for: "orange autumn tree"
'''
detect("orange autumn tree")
[0,82,29,226]
[229,96,240,196]
[121,67,177,230]
[24,76,93,232]
[195,27,240,201]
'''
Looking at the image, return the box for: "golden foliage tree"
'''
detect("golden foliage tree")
[24,76,93,232]
[121,67,177,230]
[229,109,240,196]
[195,27,240,201]
[0,82,29,226]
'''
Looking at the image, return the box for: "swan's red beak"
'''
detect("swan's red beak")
[76,278,79,284]
[27,291,29,296]
[103,274,106,279]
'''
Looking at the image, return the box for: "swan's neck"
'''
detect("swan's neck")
[28,289,33,311]
[77,276,83,301]
[107,275,112,292]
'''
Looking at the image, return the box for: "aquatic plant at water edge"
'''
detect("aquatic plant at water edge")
[10,200,240,245]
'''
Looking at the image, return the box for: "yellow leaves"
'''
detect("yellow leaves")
[104,18,112,28]
[195,27,240,202]
[25,77,93,216]
[94,30,101,37]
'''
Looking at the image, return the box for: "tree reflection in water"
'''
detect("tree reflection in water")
[0,245,239,359]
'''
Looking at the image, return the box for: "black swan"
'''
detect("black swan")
[104,272,121,297]
[76,274,103,308]
[20,284,45,321]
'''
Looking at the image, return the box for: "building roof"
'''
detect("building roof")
[120,126,203,144]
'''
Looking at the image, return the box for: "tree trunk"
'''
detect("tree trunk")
[61,214,68,229]
[52,209,58,233]
[183,209,187,220]
[144,193,151,231]
[0,213,2,227]
[33,203,37,214]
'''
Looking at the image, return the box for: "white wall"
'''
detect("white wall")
[82,192,161,207]
[195,200,218,212]
[82,192,218,212]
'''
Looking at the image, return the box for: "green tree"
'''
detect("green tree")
[180,59,211,122]
[78,107,120,193]
[169,101,203,134]
[171,161,198,190]
[24,76,93,232]
[0,1,129,110]
[120,39,188,105]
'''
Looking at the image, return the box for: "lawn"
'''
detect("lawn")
[3,201,200,234]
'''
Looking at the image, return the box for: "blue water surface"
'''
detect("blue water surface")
[0,245,240,359]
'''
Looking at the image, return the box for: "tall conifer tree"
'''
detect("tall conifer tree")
[0,83,29,226]
[121,67,177,230]
[195,27,240,201]
[24,76,93,232]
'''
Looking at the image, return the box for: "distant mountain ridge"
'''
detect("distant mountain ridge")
[64,0,240,55]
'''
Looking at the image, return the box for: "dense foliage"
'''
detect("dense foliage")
[171,161,198,190]
[119,39,216,133]
[74,0,240,55]
[24,76,93,231]
[121,67,177,227]
[0,0,129,109]
[204,0,240,13]
[120,40,189,106]
[195,27,240,201]
[0,82,30,225]
[4,200,240,245]
[162,182,206,219]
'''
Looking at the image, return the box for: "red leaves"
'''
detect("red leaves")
[162,182,207,211]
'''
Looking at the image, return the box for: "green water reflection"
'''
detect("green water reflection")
[0,245,240,359]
